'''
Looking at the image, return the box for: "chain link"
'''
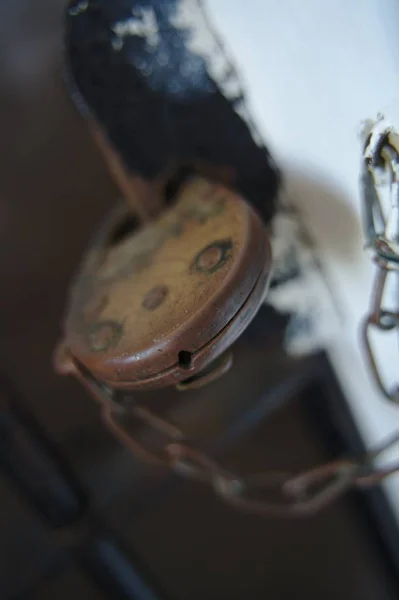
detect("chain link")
[362,120,399,402]
[101,398,399,517]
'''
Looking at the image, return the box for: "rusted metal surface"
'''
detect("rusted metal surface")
[89,121,165,223]
[54,380,399,517]
[55,176,272,391]
[175,352,233,391]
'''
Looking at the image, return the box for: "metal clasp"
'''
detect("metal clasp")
[361,124,399,403]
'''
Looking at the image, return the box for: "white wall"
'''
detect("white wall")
[209,0,399,519]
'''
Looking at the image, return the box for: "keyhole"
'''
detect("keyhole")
[178,350,192,370]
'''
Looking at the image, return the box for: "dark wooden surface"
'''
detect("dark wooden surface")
[125,397,397,600]
[1,2,399,599]
[2,342,399,600]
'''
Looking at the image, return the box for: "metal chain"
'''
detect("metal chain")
[361,120,399,402]
[102,401,399,517]
[88,118,399,517]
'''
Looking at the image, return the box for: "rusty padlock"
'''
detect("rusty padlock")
[55,176,271,394]
[55,0,277,398]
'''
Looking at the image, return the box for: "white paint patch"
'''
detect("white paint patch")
[267,206,342,356]
[112,7,160,49]
[111,37,124,52]
[69,0,88,16]
[171,0,263,145]
[221,74,242,102]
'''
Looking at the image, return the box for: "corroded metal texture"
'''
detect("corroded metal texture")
[55,176,271,390]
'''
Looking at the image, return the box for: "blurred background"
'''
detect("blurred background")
[1,1,399,598]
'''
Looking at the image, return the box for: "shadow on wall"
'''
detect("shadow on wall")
[264,168,368,354]
[284,169,364,269]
